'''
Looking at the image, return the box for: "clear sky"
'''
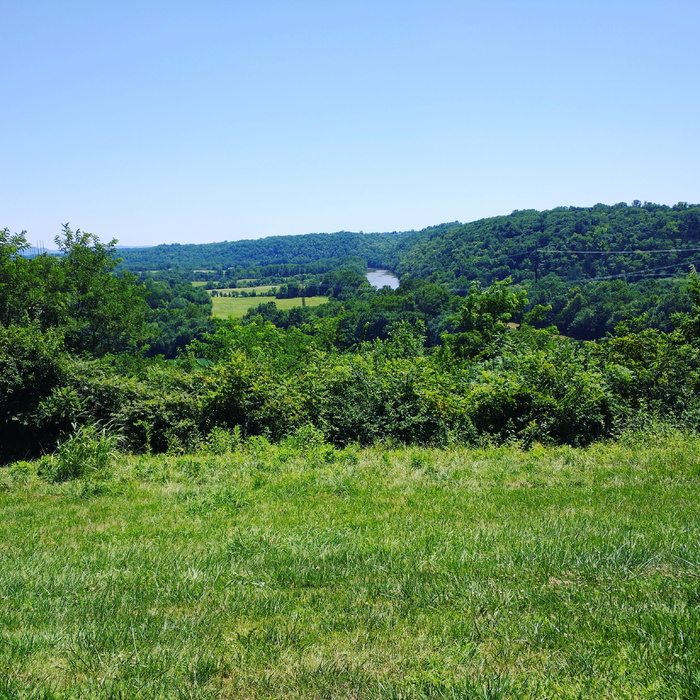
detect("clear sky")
[2,0,698,247]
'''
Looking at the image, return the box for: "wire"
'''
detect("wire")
[567,260,699,283]
[538,247,700,255]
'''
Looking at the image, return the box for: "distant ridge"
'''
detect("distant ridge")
[115,202,700,286]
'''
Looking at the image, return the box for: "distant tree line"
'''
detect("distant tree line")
[3,205,700,464]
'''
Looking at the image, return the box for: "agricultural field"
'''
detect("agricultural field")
[211,294,328,319]
[2,429,699,698]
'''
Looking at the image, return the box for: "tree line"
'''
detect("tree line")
[3,219,700,463]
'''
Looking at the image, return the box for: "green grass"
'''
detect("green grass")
[211,295,328,319]
[2,432,700,698]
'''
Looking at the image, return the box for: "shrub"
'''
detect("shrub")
[39,423,120,483]
[8,460,36,483]
[0,325,65,462]
[203,425,242,455]
[279,423,337,466]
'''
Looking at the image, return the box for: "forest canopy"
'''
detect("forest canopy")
[3,202,700,463]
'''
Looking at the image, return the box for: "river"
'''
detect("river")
[365,268,400,290]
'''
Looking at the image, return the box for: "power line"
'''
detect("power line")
[537,247,700,255]
[568,260,700,283]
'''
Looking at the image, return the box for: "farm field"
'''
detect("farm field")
[2,431,700,698]
[211,294,328,319]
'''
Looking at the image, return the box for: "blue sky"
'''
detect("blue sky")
[2,0,698,247]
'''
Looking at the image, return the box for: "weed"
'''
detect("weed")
[8,460,36,484]
[38,423,120,482]
[409,451,432,470]
[204,425,242,455]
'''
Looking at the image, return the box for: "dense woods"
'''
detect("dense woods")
[119,201,700,338]
[3,202,700,464]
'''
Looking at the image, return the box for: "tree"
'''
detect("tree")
[0,324,65,462]
[52,225,150,355]
[674,266,700,342]
[0,228,32,326]
[440,278,527,360]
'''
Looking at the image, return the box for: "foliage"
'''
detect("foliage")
[0,324,65,462]
[116,230,408,271]
[5,208,700,696]
[674,265,700,342]
[0,225,151,356]
[5,215,700,460]
[203,425,242,455]
[143,275,215,358]
[0,228,33,326]
[51,225,151,355]
[117,201,700,340]
[440,278,527,360]
[38,422,120,482]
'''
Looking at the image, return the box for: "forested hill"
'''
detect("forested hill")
[116,229,420,271]
[117,202,700,286]
[396,202,700,285]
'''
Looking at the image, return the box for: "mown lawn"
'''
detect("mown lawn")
[1,432,700,698]
[211,295,328,319]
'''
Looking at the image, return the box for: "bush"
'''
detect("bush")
[203,426,242,455]
[39,423,119,483]
[0,325,65,462]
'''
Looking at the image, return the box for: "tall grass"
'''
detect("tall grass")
[1,431,699,697]
[38,422,120,483]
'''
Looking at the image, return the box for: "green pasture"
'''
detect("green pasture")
[2,431,700,698]
[211,295,328,319]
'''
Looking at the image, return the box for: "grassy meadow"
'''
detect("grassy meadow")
[211,295,328,319]
[2,431,700,698]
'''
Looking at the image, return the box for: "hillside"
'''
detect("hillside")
[117,230,413,272]
[117,203,700,287]
[397,202,700,285]
[4,207,700,464]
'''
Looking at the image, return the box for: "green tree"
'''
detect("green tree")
[440,278,527,360]
[674,266,700,341]
[52,225,151,355]
[0,228,33,326]
[0,324,65,462]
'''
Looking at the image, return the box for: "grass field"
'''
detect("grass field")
[2,431,700,698]
[211,295,328,319]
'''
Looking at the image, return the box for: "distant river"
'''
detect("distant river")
[365,269,400,290]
